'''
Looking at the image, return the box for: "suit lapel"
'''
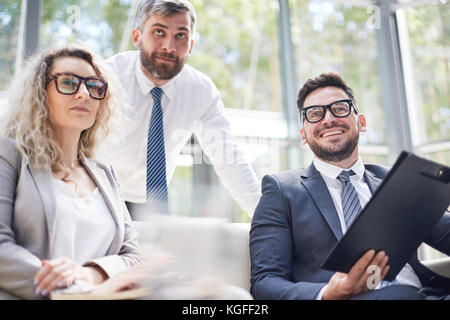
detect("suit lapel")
[299,164,385,241]
[301,163,343,241]
[364,169,383,195]
[28,163,57,257]
[80,156,124,253]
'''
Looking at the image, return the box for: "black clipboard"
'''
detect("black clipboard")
[321,151,450,281]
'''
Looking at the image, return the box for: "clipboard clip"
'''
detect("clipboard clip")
[420,165,450,184]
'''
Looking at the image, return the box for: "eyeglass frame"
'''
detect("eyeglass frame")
[302,99,358,123]
[46,72,108,100]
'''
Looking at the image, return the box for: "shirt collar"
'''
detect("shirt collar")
[313,156,365,180]
[134,57,177,101]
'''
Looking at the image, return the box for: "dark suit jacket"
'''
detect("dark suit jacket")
[250,163,450,300]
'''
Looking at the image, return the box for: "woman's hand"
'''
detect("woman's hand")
[89,264,149,296]
[33,258,107,296]
[90,253,175,296]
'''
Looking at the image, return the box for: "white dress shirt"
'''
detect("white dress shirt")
[98,51,261,215]
[313,157,422,299]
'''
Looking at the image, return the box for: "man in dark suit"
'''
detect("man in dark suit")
[250,72,450,300]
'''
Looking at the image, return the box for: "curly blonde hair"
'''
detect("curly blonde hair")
[2,44,122,177]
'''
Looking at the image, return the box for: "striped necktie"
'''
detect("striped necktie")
[338,170,397,288]
[146,87,168,214]
[337,170,362,228]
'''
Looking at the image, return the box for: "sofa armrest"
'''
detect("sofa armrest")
[422,257,450,278]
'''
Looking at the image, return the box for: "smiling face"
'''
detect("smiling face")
[132,12,194,86]
[46,57,101,135]
[300,86,366,165]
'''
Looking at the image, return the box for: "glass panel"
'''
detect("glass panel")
[168,0,283,220]
[169,165,193,217]
[421,149,450,166]
[289,0,386,152]
[190,0,282,112]
[40,0,136,58]
[403,2,450,147]
[400,1,450,261]
[0,0,22,91]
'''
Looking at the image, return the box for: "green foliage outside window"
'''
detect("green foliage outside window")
[0,0,21,91]
[405,3,450,145]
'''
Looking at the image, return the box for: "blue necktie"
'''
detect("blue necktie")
[146,87,168,214]
[338,170,397,288]
[337,170,362,228]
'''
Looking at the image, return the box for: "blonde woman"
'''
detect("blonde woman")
[0,45,141,300]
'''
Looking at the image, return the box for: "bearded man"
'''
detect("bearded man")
[101,0,260,218]
[250,72,450,300]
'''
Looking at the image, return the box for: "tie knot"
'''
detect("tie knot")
[151,87,163,101]
[337,170,356,184]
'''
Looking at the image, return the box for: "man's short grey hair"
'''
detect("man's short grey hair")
[136,0,197,35]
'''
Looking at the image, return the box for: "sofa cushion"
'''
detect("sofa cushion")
[133,218,251,292]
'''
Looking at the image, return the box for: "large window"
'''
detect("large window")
[40,0,136,58]
[398,1,450,166]
[171,0,283,220]
[397,0,449,260]
[190,0,282,112]
[34,0,285,222]
[289,0,388,166]
[40,0,283,111]
[2,0,448,225]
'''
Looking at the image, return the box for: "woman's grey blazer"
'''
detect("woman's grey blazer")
[0,135,141,299]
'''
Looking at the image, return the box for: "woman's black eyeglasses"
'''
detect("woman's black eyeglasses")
[46,72,108,100]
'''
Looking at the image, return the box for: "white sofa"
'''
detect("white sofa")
[134,219,450,295]
[0,220,448,300]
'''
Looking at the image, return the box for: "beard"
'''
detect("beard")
[140,48,185,81]
[306,124,359,163]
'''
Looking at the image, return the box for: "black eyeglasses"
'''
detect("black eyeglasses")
[46,72,108,100]
[302,99,356,123]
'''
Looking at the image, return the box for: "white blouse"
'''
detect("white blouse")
[51,178,117,265]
